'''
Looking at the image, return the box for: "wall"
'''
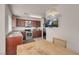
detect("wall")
[0,4,6,55]
[46,28,54,42]
[5,5,12,35]
[46,5,79,52]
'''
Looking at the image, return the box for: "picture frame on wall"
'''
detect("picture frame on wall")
[44,17,59,27]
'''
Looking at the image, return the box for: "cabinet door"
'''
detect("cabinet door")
[33,31,35,38]
[33,30,42,38]
[37,21,41,27]
[21,20,25,27]
[6,36,23,55]
[32,21,36,27]
[39,30,42,37]
[16,19,21,26]
[33,31,38,38]
[16,19,25,27]
[36,31,41,37]
[12,16,16,28]
[20,20,23,27]
[6,37,16,55]
[32,21,41,27]
[21,31,26,40]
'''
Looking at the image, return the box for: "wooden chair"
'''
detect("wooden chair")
[53,37,67,48]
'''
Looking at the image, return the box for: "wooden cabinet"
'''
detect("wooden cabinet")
[33,31,37,38]
[6,36,23,55]
[21,31,26,40]
[37,21,41,27]
[33,30,42,38]
[16,19,41,27]
[12,15,41,27]
[12,16,16,28]
[16,19,25,27]
[38,30,42,37]
[32,21,41,27]
[31,21,36,27]
[20,20,25,27]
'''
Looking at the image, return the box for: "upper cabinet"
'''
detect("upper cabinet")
[12,16,26,27]
[25,20,41,27]
[12,16,16,28]
[32,20,41,27]
[12,16,41,27]
[16,19,25,27]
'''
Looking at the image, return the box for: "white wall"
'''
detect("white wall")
[46,28,54,42]
[46,5,79,52]
[0,4,6,55]
[5,5,12,35]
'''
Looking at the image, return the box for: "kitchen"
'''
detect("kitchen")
[12,15,44,42]
[6,4,55,55]
[6,15,45,54]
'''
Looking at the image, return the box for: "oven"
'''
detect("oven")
[25,29,32,40]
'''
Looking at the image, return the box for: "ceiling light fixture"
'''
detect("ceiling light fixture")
[29,15,42,18]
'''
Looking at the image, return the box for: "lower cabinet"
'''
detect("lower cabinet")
[21,31,26,40]
[6,36,23,55]
[33,30,42,38]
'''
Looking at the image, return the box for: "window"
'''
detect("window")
[8,15,12,33]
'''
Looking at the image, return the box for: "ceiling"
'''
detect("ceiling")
[10,4,58,19]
